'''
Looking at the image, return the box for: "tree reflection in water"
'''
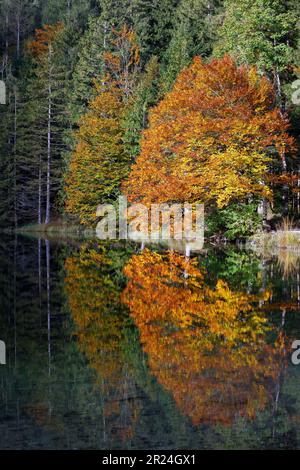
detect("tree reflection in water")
[122,249,287,426]
[65,243,140,443]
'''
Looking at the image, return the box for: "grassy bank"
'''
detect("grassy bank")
[16,220,95,237]
[248,231,300,251]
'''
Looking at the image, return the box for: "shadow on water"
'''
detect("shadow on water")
[1,234,300,449]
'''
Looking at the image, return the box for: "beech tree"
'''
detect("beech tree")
[123,56,295,211]
[122,249,284,426]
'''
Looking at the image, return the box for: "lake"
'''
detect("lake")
[0,234,300,450]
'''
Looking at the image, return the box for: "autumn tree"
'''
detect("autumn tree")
[70,0,179,110]
[65,26,140,226]
[122,249,286,426]
[65,244,126,383]
[123,56,295,213]
[215,0,300,216]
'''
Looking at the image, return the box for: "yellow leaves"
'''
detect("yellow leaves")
[65,244,125,376]
[124,55,294,209]
[197,147,272,208]
[123,249,270,344]
[65,86,128,225]
[65,26,141,226]
[122,249,284,426]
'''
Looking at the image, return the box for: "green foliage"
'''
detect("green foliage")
[131,0,180,63]
[215,0,299,105]
[0,25,72,227]
[202,248,262,292]
[40,0,97,28]
[0,72,18,227]
[161,0,222,91]
[70,15,106,121]
[216,0,297,71]
[0,0,37,61]
[123,56,159,158]
[207,203,263,240]
[1,0,300,230]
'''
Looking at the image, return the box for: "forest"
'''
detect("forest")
[2,1,300,453]
[1,0,300,241]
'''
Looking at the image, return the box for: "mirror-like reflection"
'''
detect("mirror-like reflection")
[122,249,286,426]
[0,235,300,449]
[65,243,141,444]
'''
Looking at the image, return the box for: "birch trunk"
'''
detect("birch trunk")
[38,155,42,225]
[45,45,53,225]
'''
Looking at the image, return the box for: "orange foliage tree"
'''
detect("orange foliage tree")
[122,249,286,426]
[27,23,64,58]
[65,26,140,226]
[123,55,295,209]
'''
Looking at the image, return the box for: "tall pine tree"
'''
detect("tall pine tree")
[65,27,140,225]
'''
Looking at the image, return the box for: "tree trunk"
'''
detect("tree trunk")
[16,17,20,59]
[67,0,72,22]
[45,46,52,225]
[38,155,42,225]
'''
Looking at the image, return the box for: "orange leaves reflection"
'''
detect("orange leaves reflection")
[122,249,285,426]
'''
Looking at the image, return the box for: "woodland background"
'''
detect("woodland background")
[1,0,300,240]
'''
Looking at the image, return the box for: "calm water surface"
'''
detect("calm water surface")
[0,234,300,450]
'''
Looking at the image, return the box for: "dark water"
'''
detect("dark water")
[0,234,300,450]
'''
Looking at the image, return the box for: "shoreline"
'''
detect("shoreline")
[1,224,300,252]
